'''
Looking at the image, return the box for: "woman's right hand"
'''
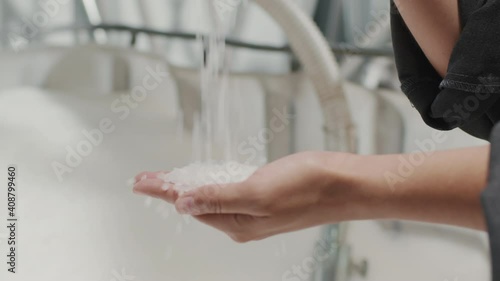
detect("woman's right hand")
[132,151,385,242]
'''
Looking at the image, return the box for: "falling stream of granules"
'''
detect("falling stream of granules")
[166,0,257,192]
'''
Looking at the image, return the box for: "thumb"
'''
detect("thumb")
[174,182,255,215]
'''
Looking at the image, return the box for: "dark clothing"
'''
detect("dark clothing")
[390,0,500,278]
[391,0,500,140]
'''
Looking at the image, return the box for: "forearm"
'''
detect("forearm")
[323,146,490,230]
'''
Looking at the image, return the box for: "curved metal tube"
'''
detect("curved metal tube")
[252,0,356,153]
[250,1,356,280]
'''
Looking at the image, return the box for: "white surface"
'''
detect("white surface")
[0,87,321,281]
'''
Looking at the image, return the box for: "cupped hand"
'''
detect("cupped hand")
[132,151,363,242]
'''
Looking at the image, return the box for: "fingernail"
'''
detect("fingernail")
[161,183,170,191]
[127,177,137,187]
[176,197,195,214]
[140,175,147,181]
[132,186,145,195]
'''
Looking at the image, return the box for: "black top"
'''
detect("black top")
[391,0,500,140]
[390,0,500,279]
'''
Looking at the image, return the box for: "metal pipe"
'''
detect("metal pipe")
[29,23,394,57]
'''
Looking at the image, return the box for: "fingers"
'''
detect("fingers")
[131,171,276,243]
[129,171,164,185]
[132,171,266,216]
[174,182,265,216]
[132,171,178,203]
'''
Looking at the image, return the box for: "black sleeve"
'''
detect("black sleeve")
[390,0,500,140]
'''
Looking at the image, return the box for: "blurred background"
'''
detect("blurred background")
[0,1,491,281]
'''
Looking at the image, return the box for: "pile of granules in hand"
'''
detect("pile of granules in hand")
[158,161,258,192]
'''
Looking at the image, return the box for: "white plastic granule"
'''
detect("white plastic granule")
[159,161,258,192]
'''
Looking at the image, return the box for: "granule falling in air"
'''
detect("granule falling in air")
[160,161,258,192]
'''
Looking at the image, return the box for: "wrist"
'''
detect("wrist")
[319,152,394,222]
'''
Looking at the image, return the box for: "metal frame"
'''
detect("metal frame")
[23,23,393,58]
